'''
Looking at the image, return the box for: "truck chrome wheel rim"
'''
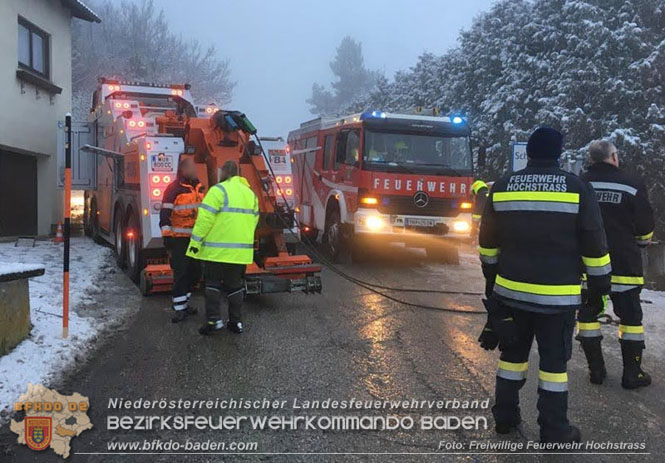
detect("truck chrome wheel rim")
[128,234,136,267]
[115,220,123,257]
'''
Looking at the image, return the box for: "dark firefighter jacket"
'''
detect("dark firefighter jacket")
[160,177,204,237]
[581,162,655,292]
[479,159,611,313]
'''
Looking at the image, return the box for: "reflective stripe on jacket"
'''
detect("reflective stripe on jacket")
[160,178,204,237]
[478,159,610,313]
[187,176,259,264]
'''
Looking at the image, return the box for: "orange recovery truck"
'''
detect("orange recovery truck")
[69,78,321,296]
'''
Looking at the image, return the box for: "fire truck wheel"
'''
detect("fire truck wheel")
[426,242,460,265]
[323,209,343,262]
[125,211,143,283]
[113,213,127,268]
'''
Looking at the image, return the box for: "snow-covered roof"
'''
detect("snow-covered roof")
[60,0,101,23]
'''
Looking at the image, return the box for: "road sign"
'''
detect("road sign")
[511,142,528,172]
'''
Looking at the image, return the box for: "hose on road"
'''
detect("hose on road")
[253,136,486,316]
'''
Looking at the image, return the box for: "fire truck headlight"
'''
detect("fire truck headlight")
[460,201,473,210]
[452,220,470,233]
[365,216,385,231]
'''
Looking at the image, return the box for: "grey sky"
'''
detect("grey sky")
[156,0,496,136]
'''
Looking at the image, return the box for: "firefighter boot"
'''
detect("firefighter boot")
[492,378,524,434]
[226,289,244,334]
[578,337,606,385]
[621,341,652,389]
[541,424,582,444]
[538,388,580,443]
[185,292,198,316]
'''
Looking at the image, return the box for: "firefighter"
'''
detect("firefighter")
[160,157,203,323]
[477,127,610,443]
[577,140,654,389]
[186,161,259,335]
[471,179,490,225]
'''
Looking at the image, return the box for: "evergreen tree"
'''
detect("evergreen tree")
[308,36,379,116]
[354,0,665,232]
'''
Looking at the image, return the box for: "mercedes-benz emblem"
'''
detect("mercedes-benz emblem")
[413,191,429,208]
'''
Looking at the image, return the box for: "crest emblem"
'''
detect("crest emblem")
[25,417,52,451]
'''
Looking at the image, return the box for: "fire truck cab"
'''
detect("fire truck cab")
[288,111,474,263]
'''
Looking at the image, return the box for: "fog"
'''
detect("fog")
[154,0,496,137]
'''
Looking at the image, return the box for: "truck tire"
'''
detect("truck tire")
[113,213,126,268]
[125,211,143,283]
[426,242,460,265]
[323,209,342,262]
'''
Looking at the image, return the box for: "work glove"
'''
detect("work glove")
[478,320,499,350]
[186,240,201,258]
[482,298,519,350]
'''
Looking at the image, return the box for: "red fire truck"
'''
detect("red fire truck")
[288,110,474,263]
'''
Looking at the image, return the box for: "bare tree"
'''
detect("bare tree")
[72,0,234,118]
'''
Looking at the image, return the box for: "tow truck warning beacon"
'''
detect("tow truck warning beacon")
[288,110,474,262]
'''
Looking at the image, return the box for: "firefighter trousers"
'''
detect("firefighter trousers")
[577,288,645,345]
[203,262,245,323]
[492,307,576,440]
[169,237,201,311]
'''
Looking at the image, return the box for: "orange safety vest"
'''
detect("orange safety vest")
[161,180,204,237]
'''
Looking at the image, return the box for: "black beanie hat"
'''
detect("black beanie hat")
[526,127,563,159]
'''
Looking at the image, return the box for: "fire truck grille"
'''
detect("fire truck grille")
[377,196,459,217]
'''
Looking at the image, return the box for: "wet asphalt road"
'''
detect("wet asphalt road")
[1,244,664,462]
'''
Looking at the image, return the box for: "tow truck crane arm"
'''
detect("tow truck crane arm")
[157,110,322,295]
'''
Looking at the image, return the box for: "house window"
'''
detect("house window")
[18,17,50,78]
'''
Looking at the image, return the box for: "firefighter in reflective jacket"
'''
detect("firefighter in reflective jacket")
[478,127,610,443]
[577,140,655,389]
[471,179,490,226]
[160,157,204,323]
[186,161,259,335]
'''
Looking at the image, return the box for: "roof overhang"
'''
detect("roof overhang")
[60,0,101,23]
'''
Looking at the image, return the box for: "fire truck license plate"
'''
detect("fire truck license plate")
[405,217,436,227]
[151,154,173,172]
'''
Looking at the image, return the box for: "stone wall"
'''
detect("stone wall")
[0,278,31,355]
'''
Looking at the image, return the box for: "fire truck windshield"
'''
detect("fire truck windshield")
[363,130,472,174]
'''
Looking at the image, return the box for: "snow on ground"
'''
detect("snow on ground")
[0,237,115,421]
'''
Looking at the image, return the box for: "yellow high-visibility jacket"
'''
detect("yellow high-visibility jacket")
[186,176,259,264]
